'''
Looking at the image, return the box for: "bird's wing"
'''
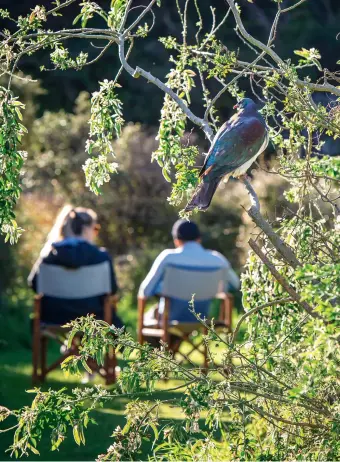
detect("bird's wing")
[199,120,232,177]
[201,117,267,181]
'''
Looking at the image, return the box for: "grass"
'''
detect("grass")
[0,344,214,461]
[0,306,243,461]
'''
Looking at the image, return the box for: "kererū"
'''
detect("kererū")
[185,98,269,211]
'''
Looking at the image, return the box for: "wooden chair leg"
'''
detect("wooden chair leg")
[161,298,170,345]
[32,296,41,385]
[137,297,147,345]
[40,336,48,382]
[32,331,40,385]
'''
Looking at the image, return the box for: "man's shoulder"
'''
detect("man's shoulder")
[156,248,179,261]
[205,249,230,267]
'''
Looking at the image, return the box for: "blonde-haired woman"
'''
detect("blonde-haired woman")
[28,205,122,327]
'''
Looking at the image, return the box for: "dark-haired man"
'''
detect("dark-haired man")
[139,219,239,325]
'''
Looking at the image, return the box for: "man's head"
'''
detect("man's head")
[171,219,201,247]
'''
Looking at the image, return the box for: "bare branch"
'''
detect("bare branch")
[281,0,307,13]
[119,0,134,33]
[83,40,114,67]
[242,178,302,269]
[123,0,158,37]
[225,0,340,97]
[46,0,78,17]
[4,29,117,45]
[249,404,327,430]
[117,36,214,141]
[232,298,292,343]
[114,38,134,85]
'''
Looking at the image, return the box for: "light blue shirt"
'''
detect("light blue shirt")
[139,242,240,298]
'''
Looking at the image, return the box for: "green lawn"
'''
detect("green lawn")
[0,314,241,462]
[0,344,218,461]
[0,346,189,461]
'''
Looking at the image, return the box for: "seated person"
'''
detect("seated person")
[28,205,122,327]
[139,219,240,325]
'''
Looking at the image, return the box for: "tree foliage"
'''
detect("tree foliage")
[0,0,339,460]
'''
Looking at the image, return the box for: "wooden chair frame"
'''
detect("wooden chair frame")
[137,293,233,370]
[32,295,117,385]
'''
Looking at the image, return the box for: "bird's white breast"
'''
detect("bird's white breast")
[232,133,269,178]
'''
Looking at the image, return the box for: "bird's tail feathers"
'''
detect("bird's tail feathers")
[185,177,222,212]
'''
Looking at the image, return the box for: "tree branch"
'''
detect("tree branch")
[248,238,327,323]
[225,0,340,98]
[117,36,214,141]
[242,178,302,269]
[249,404,327,430]
[123,0,158,37]
[204,51,266,122]
[281,0,307,13]
[232,297,292,343]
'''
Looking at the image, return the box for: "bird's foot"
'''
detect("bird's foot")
[239,174,251,182]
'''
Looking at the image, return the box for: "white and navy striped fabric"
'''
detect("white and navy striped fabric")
[139,242,239,323]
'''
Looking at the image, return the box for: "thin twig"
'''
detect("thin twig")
[249,404,327,430]
[248,239,328,323]
[225,0,340,97]
[124,0,158,37]
[119,0,134,33]
[232,298,292,343]
[281,0,307,13]
[117,36,214,141]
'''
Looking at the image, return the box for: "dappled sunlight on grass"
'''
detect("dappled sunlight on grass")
[0,344,224,461]
[0,324,237,461]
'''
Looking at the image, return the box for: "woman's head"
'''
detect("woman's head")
[61,207,99,242]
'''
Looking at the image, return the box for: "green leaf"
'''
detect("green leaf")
[162,167,171,182]
[150,423,159,440]
[61,355,76,365]
[81,359,92,374]
[121,421,131,435]
[72,13,82,25]
[15,107,23,121]
[73,425,81,446]
[67,330,77,350]
[27,443,40,455]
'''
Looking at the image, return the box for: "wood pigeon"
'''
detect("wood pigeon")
[185,98,269,211]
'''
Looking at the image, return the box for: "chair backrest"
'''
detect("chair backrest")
[36,262,111,299]
[161,264,225,302]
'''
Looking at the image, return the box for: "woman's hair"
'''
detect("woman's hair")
[61,207,98,238]
[39,205,97,259]
[28,205,98,285]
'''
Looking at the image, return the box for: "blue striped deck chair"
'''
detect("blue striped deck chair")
[138,264,233,369]
[32,262,117,385]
